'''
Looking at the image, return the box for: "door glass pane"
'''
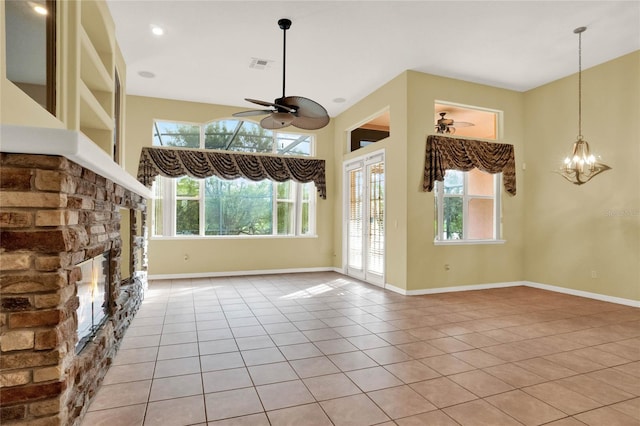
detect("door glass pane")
[443,197,463,240]
[468,168,494,196]
[368,162,384,275]
[176,200,199,235]
[348,169,363,270]
[443,170,463,194]
[468,198,494,239]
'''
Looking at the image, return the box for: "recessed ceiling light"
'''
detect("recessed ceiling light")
[333,97,346,103]
[32,4,48,15]
[151,25,164,36]
[138,71,156,78]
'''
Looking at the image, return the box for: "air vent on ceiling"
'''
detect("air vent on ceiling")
[249,58,272,70]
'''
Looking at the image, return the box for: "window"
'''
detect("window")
[349,109,390,152]
[5,0,56,114]
[433,102,503,243]
[152,119,316,237]
[435,169,501,242]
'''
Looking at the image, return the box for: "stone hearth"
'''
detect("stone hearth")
[0,129,150,426]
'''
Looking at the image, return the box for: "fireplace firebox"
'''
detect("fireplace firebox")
[76,252,110,353]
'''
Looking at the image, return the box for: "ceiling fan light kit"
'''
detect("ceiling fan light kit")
[233,18,330,131]
[558,26,611,185]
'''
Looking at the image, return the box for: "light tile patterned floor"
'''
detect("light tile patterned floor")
[81,272,640,426]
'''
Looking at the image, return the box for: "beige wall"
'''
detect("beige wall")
[125,95,336,276]
[331,73,409,288]
[405,71,526,291]
[332,71,526,291]
[523,51,640,301]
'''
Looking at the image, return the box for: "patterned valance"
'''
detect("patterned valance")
[423,135,516,196]
[137,147,327,199]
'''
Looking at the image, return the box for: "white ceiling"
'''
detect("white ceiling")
[106,1,640,118]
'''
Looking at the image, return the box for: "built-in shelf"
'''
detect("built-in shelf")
[80,1,114,72]
[77,0,117,154]
[80,27,113,93]
[80,81,113,131]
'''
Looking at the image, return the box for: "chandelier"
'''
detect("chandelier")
[558,26,611,185]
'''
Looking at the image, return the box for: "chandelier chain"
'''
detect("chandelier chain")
[578,30,582,139]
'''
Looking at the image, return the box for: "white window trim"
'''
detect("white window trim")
[434,171,503,245]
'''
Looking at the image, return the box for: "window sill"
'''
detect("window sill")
[151,234,318,241]
[434,239,506,246]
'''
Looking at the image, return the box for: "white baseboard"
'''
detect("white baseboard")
[523,281,640,308]
[148,269,639,308]
[386,280,638,307]
[385,281,524,296]
[148,267,340,281]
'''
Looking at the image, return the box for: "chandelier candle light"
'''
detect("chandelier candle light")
[559,26,611,185]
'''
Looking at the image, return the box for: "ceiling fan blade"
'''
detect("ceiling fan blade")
[233,109,273,117]
[245,98,276,108]
[282,96,327,118]
[260,114,292,130]
[291,115,331,130]
[283,96,330,130]
[246,98,296,113]
[452,121,474,128]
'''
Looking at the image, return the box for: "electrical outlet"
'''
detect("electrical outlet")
[591,270,597,279]
[444,264,451,271]
[184,254,189,261]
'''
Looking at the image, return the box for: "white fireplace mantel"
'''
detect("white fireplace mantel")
[0,125,152,198]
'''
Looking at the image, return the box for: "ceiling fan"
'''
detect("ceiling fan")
[435,112,474,134]
[233,18,330,131]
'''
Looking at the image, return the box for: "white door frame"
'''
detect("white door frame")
[342,149,385,287]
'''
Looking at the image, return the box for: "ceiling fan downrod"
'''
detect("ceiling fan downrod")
[278,18,291,101]
[232,17,329,130]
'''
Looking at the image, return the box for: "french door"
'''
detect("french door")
[344,151,385,286]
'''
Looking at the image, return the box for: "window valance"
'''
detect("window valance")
[137,147,327,199]
[423,135,516,196]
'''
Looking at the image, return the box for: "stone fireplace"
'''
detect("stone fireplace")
[0,126,150,425]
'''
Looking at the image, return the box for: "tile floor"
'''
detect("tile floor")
[81,272,640,426]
